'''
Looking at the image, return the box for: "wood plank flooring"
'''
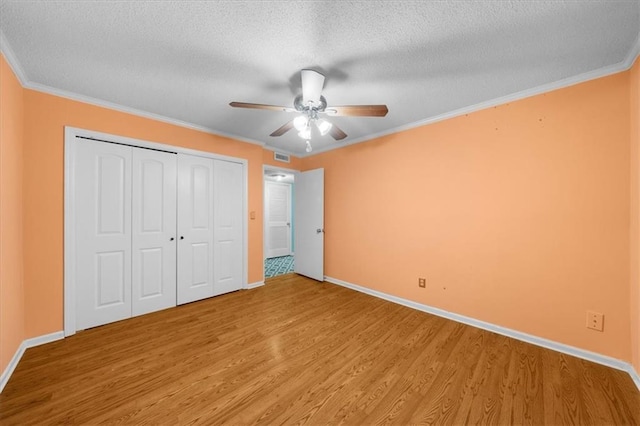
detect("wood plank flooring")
[1,274,639,425]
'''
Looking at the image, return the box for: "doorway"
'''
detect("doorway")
[264,167,295,278]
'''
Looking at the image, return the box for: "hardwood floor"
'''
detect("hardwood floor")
[1,274,639,425]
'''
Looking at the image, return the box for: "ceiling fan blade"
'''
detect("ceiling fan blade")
[329,123,347,141]
[301,69,325,105]
[270,120,295,137]
[325,105,389,117]
[229,101,291,112]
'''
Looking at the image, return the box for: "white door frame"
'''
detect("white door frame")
[64,126,249,336]
[262,165,299,280]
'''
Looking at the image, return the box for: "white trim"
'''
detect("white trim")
[64,126,250,335]
[628,366,640,391]
[64,128,77,336]
[623,33,640,70]
[243,159,249,296]
[245,281,265,290]
[27,83,265,148]
[66,126,249,164]
[0,331,63,393]
[0,30,28,85]
[0,31,265,148]
[305,49,640,157]
[3,27,639,159]
[262,164,300,282]
[325,276,640,390]
[262,144,298,157]
[0,344,25,394]
[24,331,65,348]
[262,164,300,175]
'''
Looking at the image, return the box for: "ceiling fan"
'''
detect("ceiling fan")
[229,69,388,152]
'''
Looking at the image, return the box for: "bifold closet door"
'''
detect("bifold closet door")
[75,139,178,330]
[213,159,244,295]
[131,148,177,316]
[177,154,215,304]
[76,140,133,330]
[75,143,243,326]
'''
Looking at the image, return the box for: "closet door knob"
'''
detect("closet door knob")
[180,236,184,240]
[170,237,175,241]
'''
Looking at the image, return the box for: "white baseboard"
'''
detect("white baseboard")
[325,276,640,391]
[246,281,264,290]
[628,365,640,391]
[0,331,64,393]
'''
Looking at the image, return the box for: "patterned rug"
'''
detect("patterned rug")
[265,255,294,278]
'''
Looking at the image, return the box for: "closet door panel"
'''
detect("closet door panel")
[177,154,215,304]
[132,149,177,316]
[213,160,244,296]
[75,140,132,330]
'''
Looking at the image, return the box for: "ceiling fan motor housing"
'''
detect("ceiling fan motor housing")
[294,95,327,113]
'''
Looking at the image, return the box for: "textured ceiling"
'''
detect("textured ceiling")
[1,1,639,156]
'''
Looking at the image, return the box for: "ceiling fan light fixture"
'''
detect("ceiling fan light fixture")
[316,118,333,136]
[298,126,311,140]
[293,115,308,131]
[230,69,389,151]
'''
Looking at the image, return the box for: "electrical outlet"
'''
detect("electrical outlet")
[586,311,604,332]
[418,278,426,288]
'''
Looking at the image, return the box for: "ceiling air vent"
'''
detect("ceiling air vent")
[274,152,290,163]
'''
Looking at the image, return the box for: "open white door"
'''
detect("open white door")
[294,168,324,281]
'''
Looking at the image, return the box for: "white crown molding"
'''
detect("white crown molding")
[0,331,64,393]
[0,30,265,149]
[307,43,640,157]
[0,30,28,85]
[2,25,639,159]
[25,82,266,148]
[325,276,640,391]
[623,32,640,69]
[261,144,299,158]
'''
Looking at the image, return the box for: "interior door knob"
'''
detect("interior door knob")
[316,228,324,233]
[180,236,184,240]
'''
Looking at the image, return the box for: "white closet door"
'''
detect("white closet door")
[131,149,177,316]
[177,154,215,304]
[76,140,132,330]
[213,160,244,295]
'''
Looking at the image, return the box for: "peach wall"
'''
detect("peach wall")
[631,56,640,373]
[302,72,633,361]
[0,54,25,374]
[21,90,267,338]
[4,47,638,372]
